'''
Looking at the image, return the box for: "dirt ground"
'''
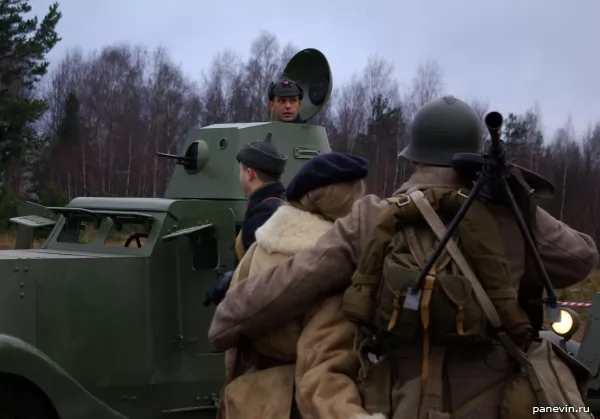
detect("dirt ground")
[0,232,45,250]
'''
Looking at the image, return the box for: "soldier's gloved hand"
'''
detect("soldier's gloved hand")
[203,270,234,306]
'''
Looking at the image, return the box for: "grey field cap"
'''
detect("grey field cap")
[236,133,288,174]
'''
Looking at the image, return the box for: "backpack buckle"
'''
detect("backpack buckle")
[403,287,422,310]
[367,352,384,364]
[457,188,469,199]
[396,195,412,207]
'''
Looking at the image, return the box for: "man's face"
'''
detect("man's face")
[238,163,256,197]
[268,95,301,122]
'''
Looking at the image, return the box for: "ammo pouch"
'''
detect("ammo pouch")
[501,338,593,419]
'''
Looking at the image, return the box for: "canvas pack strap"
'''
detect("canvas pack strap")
[406,189,549,406]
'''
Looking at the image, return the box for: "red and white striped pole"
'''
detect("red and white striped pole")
[559,301,593,308]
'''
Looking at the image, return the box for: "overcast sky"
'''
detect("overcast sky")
[31,0,599,140]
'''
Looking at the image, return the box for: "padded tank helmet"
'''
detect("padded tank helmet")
[268,79,303,101]
[399,95,483,166]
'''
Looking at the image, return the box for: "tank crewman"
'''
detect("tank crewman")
[268,79,305,123]
[208,96,599,418]
[203,135,287,307]
[234,135,288,258]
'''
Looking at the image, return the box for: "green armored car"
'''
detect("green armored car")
[0,48,332,419]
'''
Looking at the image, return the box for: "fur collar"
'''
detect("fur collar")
[255,204,333,255]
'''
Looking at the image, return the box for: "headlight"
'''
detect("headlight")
[550,307,580,340]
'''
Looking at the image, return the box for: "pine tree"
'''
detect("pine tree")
[0,0,61,171]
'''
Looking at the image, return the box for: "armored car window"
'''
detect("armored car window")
[57,219,100,244]
[105,219,152,248]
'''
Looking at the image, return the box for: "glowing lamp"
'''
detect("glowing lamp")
[550,307,580,341]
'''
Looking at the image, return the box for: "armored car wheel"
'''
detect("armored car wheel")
[0,375,57,419]
[124,232,148,248]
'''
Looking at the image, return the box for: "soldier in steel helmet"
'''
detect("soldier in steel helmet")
[203,134,287,307]
[268,79,304,123]
[209,96,598,418]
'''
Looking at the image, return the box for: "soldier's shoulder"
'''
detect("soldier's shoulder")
[255,197,283,212]
[246,198,281,220]
[362,193,390,206]
[353,194,389,216]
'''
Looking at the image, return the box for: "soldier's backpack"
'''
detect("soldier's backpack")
[342,187,593,419]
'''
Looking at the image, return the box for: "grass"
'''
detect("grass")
[0,232,46,249]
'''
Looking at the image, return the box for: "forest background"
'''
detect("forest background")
[1,1,598,321]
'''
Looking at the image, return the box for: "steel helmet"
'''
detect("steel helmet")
[399,95,483,166]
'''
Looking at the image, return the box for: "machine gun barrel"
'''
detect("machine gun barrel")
[484,111,503,157]
[156,152,196,165]
[484,110,558,311]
